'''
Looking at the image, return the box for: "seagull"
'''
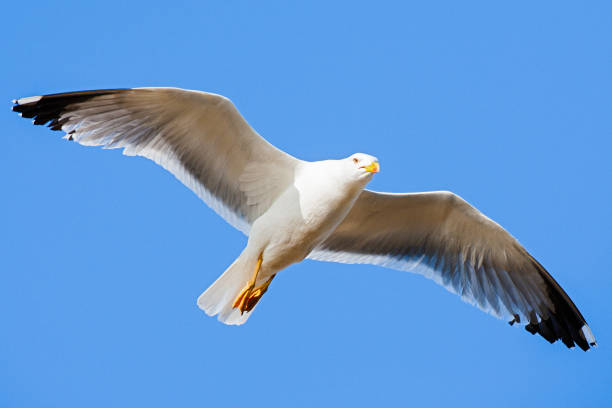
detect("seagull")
[12,87,596,350]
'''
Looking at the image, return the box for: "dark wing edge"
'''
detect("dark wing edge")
[12,89,128,132]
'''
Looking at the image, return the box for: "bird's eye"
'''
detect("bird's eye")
[352,158,359,164]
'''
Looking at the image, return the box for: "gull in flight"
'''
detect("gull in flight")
[13,87,596,350]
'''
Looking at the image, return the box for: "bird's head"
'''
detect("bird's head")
[346,153,380,181]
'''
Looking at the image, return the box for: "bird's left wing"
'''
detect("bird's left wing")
[308,190,596,350]
[13,88,300,234]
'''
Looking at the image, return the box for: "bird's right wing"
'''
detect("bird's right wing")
[309,190,596,350]
[13,88,301,234]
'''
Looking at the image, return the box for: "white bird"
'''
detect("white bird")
[13,87,596,350]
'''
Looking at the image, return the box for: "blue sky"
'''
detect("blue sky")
[1,1,611,406]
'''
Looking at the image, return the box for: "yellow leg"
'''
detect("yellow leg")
[232,254,275,314]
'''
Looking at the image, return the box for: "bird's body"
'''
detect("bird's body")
[200,158,376,323]
[12,87,596,349]
[255,163,362,271]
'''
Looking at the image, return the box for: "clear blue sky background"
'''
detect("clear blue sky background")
[1,1,611,407]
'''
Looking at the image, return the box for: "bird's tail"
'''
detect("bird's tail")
[197,255,257,325]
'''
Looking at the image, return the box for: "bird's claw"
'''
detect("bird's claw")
[232,275,275,314]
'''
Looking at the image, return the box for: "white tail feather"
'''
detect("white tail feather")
[197,255,255,325]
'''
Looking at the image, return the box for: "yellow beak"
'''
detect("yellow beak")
[362,161,380,173]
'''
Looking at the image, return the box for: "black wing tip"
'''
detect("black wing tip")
[525,322,596,351]
[522,304,596,351]
[12,88,130,130]
[526,285,596,351]
[514,253,597,351]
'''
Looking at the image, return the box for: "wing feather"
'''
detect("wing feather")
[309,190,596,350]
[13,87,300,234]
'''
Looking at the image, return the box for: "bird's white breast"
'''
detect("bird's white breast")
[247,161,366,275]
